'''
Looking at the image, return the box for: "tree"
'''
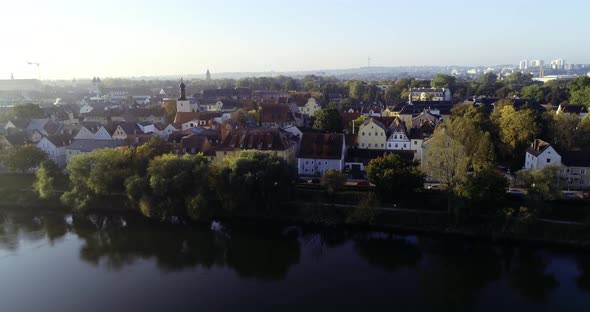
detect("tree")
[3,144,47,173]
[12,103,45,120]
[134,137,172,172]
[494,106,540,159]
[431,74,456,90]
[61,148,133,210]
[544,112,583,151]
[312,108,343,132]
[570,86,590,107]
[456,168,508,216]
[516,165,561,201]
[321,169,347,195]
[366,153,424,202]
[284,78,297,91]
[352,115,368,134]
[34,160,63,199]
[349,81,366,100]
[521,85,544,103]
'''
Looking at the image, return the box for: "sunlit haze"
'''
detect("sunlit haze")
[2,0,590,79]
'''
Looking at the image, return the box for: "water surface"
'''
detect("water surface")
[1,208,589,311]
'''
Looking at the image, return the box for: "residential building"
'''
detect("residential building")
[297,133,346,176]
[524,139,561,170]
[65,139,127,163]
[358,118,387,150]
[215,128,296,164]
[386,118,411,150]
[556,104,588,118]
[37,135,72,168]
[260,104,296,128]
[409,88,452,102]
[298,98,322,116]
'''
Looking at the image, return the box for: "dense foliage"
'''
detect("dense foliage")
[3,144,48,173]
[366,153,424,202]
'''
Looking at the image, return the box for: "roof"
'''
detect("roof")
[127,108,165,117]
[526,139,552,157]
[559,104,588,114]
[218,128,294,151]
[65,139,127,152]
[45,134,74,148]
[360,118,386,130]
[174,111,222,124]
[260,104,294,123]
[5,132,30,145]
[298,133,345,160]
[561,150,590,167]
[114,122,141,135]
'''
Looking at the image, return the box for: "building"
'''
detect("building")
[176,79,199,113]
[260,104,296,128]
[556,104,588,118]
[297,133,346,176]
[64,139,127,163]
[215,128,296,164]
[36,135,72,168]
[386,118,411,150]
[358,118,387,150]
[524,139,561,170]
[409,88,452,102]
[298,98,322,116]
[519,60,528,70]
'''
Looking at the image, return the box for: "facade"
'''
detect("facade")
[409,88,452,102]
[297,133,346,176]
[94,126,113,140]
[386,119,411,150]
[64,139,127,163]
[298,98,322,116]
[358,118,387,150]
[37,136,71,168]
[524,139,561,170]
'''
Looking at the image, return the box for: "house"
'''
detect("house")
[559,150,590,190]
[65,139,127,163]
[298,98,322,116]
[252,90,289,102]
[358,118,387,150]
[200,100,243,113]
[4,132,30,147]
[111,122,142,140]
[409,123,435,162]
[125,108,166,124]
[158,123,179,139]
[180,134,217,162]
[215,128,296,164]
[260,104,296,128]
[411,110,440,129]
[297,133,346,176]
[386,118,411,150]
[556,104,588,118]
[199,87,251,101]
[524,139,561,170]
[409,87,452,102]
[174,111,221,129]
[73,123,102,140]
[4,119,29,134]
[37,135,73,168]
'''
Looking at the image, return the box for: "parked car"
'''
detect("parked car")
[356,180,370,186]
[562,191,582,200]
[506,189,526,196]
[427,184,442,191]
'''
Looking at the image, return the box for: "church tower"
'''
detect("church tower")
[206,69,211,81]
[176,78,197,113]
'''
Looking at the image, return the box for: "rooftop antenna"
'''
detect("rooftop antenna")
[27,62,40,80]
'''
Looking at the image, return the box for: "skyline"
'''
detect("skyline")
[2,0,590,80]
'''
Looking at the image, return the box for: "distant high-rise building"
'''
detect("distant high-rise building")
[550,58,566,70]
[529,60,542,68]
[206,69,211,81]
[519,60,528,70]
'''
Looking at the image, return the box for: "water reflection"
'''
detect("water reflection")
[0,207,588,310]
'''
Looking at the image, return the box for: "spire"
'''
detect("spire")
[178,78,186,100]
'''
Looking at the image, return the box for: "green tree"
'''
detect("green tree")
[312,108,343,132]
[61,148,133,210]
[321,169,347,195]
[134,137,172,172]
[456,168,508,216]
[431,74,457,90]
[284,78,297,91]
[570,86,590,107]
[3,144,47,173]
[214,151,295,213]
[12,103,45,120]
[516,165,561,201]
[366,153,424,203]
[521,85,544,103]
[494,106,540,159]
[349,81,366,100]
[544,112,583,151]
[34,160,63,199]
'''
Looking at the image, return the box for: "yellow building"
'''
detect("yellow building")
[381,107,399,117]
[358,118,387,150]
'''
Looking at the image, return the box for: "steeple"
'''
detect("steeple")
[206,69,211,81]
[178,78,187,100]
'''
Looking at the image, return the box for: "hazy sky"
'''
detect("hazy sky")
[2,0,589,80]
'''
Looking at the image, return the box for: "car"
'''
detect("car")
[427,184,442,190]
[356,180,370,186]
[562,191,582,200]
[506,189,526,196]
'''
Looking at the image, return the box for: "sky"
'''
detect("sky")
[1,0,589,80]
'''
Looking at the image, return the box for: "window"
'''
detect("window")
[581,179,585,185]
[325,161,328,165]
[546,158,551,163]
[305,160,308,164]
[368,144,372,147]
[381,144,384,148]
[414,141,417,145]
[395,144,398,148]
[403,144,407,148]
[375,132,378,136]
[305,169,308,173]
[394,135,397,139]
[582,169,587,175]
[368,132,371,136]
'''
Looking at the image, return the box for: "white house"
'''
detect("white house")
[74,125,98,140]
[386,118,411,150]
[524,139,561,170]
[297,133,346,176]
[299,98,322,116]
[37,136,70,168]
[158,124,178,139]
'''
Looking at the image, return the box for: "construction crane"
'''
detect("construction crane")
[27,62,40,80]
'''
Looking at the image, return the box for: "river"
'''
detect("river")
[0,207,589,311]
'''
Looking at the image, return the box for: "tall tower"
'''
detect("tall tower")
[178,78,186,100]
[206,69,211,81]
